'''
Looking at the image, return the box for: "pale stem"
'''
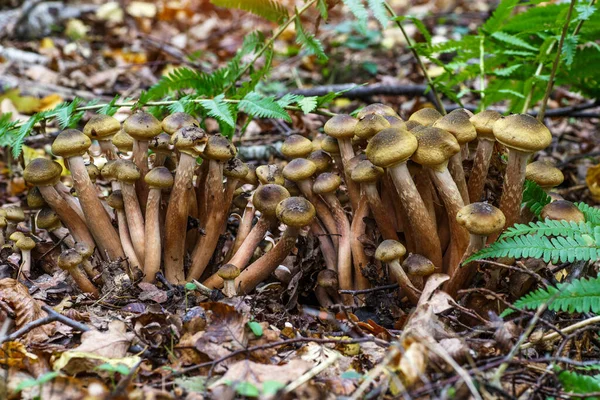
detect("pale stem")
[116,209,141,271]
[55,182,85,221]
[467,139,494,203]
[296,179,339,250]
[350,195,371,298]
[143,188,162,282]
[19,250,31,279]
[70,266,99,298]
[228,200,256,258]
[389,259,421,305]
[133,139,150,212]
[120,183,145,262]
[363,183,398,240]
[448,153,469,204]
[445,234,486,297]
[337,138,360,212]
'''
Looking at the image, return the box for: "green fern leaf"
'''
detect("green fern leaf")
[482,0,519,33]
[199,95,236,128]
[558,370,600,400]
[97,95,122,116]
[575,4,597,22]
[210,0,288,23]
[491,31,538,51]
[11,114,41,158]
[367,0,389,28]
[562,35,579,67]
[500,220,595,239]
[277,93,303,107]
[294,14,327,60]
[502,4,565,34]
[298,96,318,113]
[492,64,523,76]
[522,180,551,216]
[316,0,328,20]
[576,203,600,225]
[239,92,291,122]
[53,99,83,129]
[343,0,368,32]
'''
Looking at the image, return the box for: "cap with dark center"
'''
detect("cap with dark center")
[123,111,162,141]
[375,240,406,262]
[470,110,502,140]
[281,134,313,159]
[75,242,94,259]
[405,120,422,131]
[112,129,134,152]
[384,115,407,130]
[86,163,100,183]
[83,114,120,140]
[324,114,358,139]
[432,109,477,145]
[403,254,435,276]
[172,126,208,157]
[36,207,60,230]
[150,133,172,154]
[253,184,290,217]
[365,128,418,168]
[5,207,24,224]
[162,112,198,134]
[525,161,564,189]
[115,160,141,184]
[307,150,332,173]
[493,114,552,153]
[145,167,174,189]
[355,114,391,139]
[456,202,506,236]
[320,136,340,154]
[224,158,249,180]
[282,158,317,182]
[58,248,83,271]
[218,263,240,280]
[408,108,442,126]
[317,269,339,288]
[52,129,92,158]
[27,187,46,209]
[411,127,460,168]
[24,158,63,186]
[107,191,124,210]
[540,200,585,222]
[356,103,398,119]
[276,197,316,227]
[351,159,384,183]
[203,135,237,161]
[256,165,284,185]
[313,173,341,195]
[242,165,258,186]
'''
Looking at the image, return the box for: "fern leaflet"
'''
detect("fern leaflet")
[210,0,288,23]
[481,0,519,33]
[558,370,600,400]
[239,92,291,122]
[576,202,600,224]
[522,180,551,216]
[199,95,236,128]
[500,220,595,239]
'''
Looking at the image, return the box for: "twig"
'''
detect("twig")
[476,259,548,286]
[520,315,600,350]
[350,345,401,400]
[283,350,340,393]
[41,305,90,332]
[290,83,434,102]
[339,283,399,295]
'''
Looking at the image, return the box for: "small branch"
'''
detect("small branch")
[290,83,434,102]
[339,283,399,295]
[520,315,600,350]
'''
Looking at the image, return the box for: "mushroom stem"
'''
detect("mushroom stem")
[350,195,371,292]
[99,140,118,160]
[19,248,32,279]
[448,153,469,204]
[132,139,150,212]
[468,139,494,202]
[494,149,530,240]
[338,140,360,212]
[295,180,339,249]
[228,200,255,258]
[445,233,485,297]
[388,259,421,305]
[363,183,398,240]
[310,221,337,271]
[195,161,209,226]
[115,207,142,273]
[144,188,162,282]
[120,182,145,262]
[70,266,100,299]
[315,286,334,308]
[55,182,85,221]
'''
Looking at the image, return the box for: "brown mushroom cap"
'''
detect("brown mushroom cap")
[307,150,332,173]
[408,108,442,126]
[106,190,124,210]
[58,248,83,270]
[456,202,506,236]
[24,158,63,186]
[224,158,249,180]
[27,187,46,209]
[282,158,317,182]
[402,253,435,276]
[432,109,477,144]
[112,129,134,152]
[115,160,141,184]
[351,159,384,183]
[276,197,316,227]
[203,135,237,161]
[52,129,92,158]
[123,111,162,140]
[324,114,358,139]
[313,172,342,194]
[242,165,258,186]
[218,263,240,280]
[16,237,35,251]
[366,127,418,168]
[150,133,172,154]
[540,200,585,222]
[470,110,502,140]
[253,184,290,217]
[405,120,422,131]
[384,115,407,130]
[411,127,460,167]
[75,242,94,258]
[281,135,313,159]
[162,112,198,135]
[355,114,391,140]
[101,160,118,181]
[36,207,60,230]
[320,136,340,154]
[356,103,398,119]
[317,269,339,288]
[5,206,25,223]
[375,239,406,262]
[493,114,552,153]
[83,114,120,140]
[172,126,208,157]
[256,165,284,185]
[525,161,564,188]
[86,163,101,183]
[145,167,174,189]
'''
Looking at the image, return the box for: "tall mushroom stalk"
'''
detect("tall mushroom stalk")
[467,110,501,202]
[107,191,142,274]
[350,194,371,292]
[164,126,207,284]
[115,160,146,262]
[366,127,443,271]
[143,167,173,282]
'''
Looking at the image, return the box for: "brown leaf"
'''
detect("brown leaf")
[194,302,248,361]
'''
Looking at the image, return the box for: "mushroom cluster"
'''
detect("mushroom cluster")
[9,105,559,305]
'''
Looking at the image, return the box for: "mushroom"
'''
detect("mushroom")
[223,159,249,222]
[4,206,24,237]
[112,128,134,155]
[375,240,421,305]
[432,109,476,204]
[149,133,173,167]
[317,269,342,305]
[144,167,173,282]
[106,191,142,273]
[445,202,505,297]
[75,242,102,282]
[162,112,199,134]
[408,108,442,126]
[525,161,564,192]
[58,249,99,298]
[540,200,585,222]
[354,114,392,141]
[12,234,35,279]
[164,126,207,283]
[467,110,502,202]
[356,103,398,119]
[320,135,344,177]
[366,127,443,270]
[23,158,96,251]
[218,264,240,297]
[114,160,146,262]
[403,253,435,290]
[256,164,284,186]
[27,186,46,232]
[51,129,124,260]
[36,207,75,248]
[235,197,315,294]
[493,114,552,235]
[83,114,121,160]
[307,150,333,173]
[281,134,313,159]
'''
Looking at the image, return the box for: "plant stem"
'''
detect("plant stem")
[478,35,486,108]
[384,1,446,115]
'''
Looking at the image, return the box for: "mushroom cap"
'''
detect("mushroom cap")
[9,232,25,242]
[24,158,63,186]
[123,111,162,140]
[282,158,317,182]
[5,206,25,223]
[493,114,552,153]
[324,114,358,139]
[115,160,141,183]
[307,150,332,173]
[317,269,339,288]
[0,217,6,229]
[525,161,564,188]
[283,179,301,196]
[58,248,83,270]
[276,197,316,227]
[356,103,398,119]
[218,263,240,280]
[86,163,100,182]
[405,120,422,131]
[470,110,502,140]
[456,202,506,236]
[203,135,237,161]
[16,237,35,251]
[313,173,341,194]
[107,190,124,210]
[432,109,477,144]
[242,164,258,185]
[27,187,46,209]
[408,108,442,126]
[161,112,198,134]
[52,129,91,158]
[145,166,173,189]
[351,159,384,183]
[101,160,117,181]
[540,200,585,222]
[149,133,172,154]
[281,134,313,159]
[402,253,435,276]
[112,129,134,152]
[320,136,340,154]
[411,127,460,167]
[366,127,418,168]
[172,126,208,157]
[36,207,60,229]
[83,114,120,140]
[384,115,407,130]
[256,165,284,185]
[224,158,249,180]
[375,240,406,262]
[355,114,391,139]
[253,184,290,217]
[75,242,94,258]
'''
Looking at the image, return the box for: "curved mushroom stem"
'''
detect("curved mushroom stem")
[295,179,339,250]
[114,208,142,274]
[448,153,469,204]
[363,182,398,240]
[132,140,150,213]
[227,200,255,259]
[388,259,421,305]
[315,286,334,308]
[69,265,99,299]
[468,139,494,202]
[99,140,118,161]
[144,188,162,282]
[337,139,360,212]
[445,233,485,297]
[310,221,337,271]
[350,195,371,295]
[19,249,32,279]
[54,182,85,221]
[120,182,145,262]
[50,226,76,248]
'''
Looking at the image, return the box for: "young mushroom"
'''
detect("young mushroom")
[4,206,25,237]
[317,269,343,305]
[467,110,502,202]
[115,160,145,262]
[36,207,75,248]
[12,234,35,279]
[112,129,134,155]
[281,134,313,159]
[356,103,398,119]
[307,150,333,174]
[149,133,173,167]
[75,242,102,282]
[58,249,99,299]
[375,240,421,305]
[525,161,564,192]
[83,114,121,160]
[403,254,435,290]
[408,108,442,126]
[540,200,585,222]
[218,264,241,297]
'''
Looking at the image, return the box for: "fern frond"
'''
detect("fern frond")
[491,31,538,51]
[11,114,41,158]
[210,0,288,23]
[343,0,368,31]
[294,14,327,60]
[502,4,566,34]
[367,0,389,28]
[522,180,551,216]
[558,370,600,400]
[576,202,600,224]
[239,92,291,122]
[199,95,236,128]
[482,0,519,33]
[500,220,595,239]
[277,93,303,107]
[297,96,318,113]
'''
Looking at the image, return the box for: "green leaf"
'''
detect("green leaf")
[184,282,196,291]
[492,64,523,76]
[298,96,318,113]
[210,0,288,23]
[294,14,328,61]
[199,95,236,128]
[262,380,285,396]
[482,0,520,33]
[522,179,552,216]
[562,35,578,67]
[316,0,328,20]
[343,0,368,32]
[277,93,303,107]
[491,31,538,51]
[239,92,291,122]
[367,0,389,28]
[235,381,260,397]
[97,95,122,116]
[175,376,206,392]
[14,372,59,393]
[558,370,600,400]
[575,4,597,22]
[247,321,263,337]
[575,203,600,225]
